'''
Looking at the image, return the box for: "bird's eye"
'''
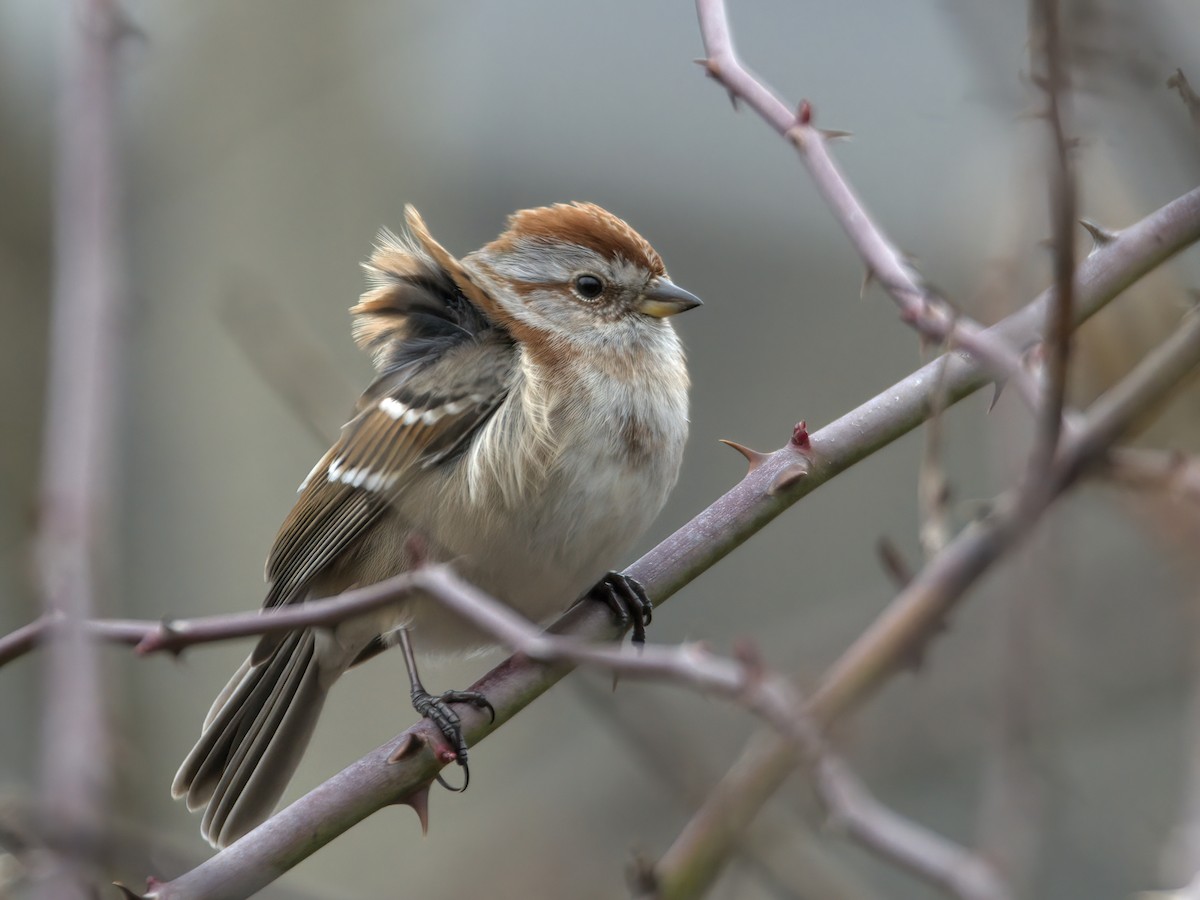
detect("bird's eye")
[573,274,605,300]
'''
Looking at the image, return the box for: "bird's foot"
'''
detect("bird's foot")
[588,572,653,644]
[411,687,495,792]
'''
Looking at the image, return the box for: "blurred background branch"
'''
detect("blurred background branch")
[32,1,130,898]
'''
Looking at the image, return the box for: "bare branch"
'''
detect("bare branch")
[0,572,437,666]
[694,0,1044,412]
[1025,0,1078,480]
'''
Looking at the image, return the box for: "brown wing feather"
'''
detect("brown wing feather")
[260,335,515,614]
[264,387,503,602]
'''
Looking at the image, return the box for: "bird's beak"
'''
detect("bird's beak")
[637,278,703,318]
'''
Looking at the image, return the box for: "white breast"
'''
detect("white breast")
[401,333,689,653]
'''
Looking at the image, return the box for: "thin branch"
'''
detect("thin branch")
[695,0,1044,413]
[1025,0,1078,480]
[0,571,438,666]
[34,2,128,898]
[139,187,1200,900]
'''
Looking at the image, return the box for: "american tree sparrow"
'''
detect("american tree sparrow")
[172,202,700,847]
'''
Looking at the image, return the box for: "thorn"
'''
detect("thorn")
[988,379,1006,412]
[627,852,659,894]
[876,537,913,588]
[718,439,770,473]
[819,128,853,141]
[694,58,736,108]
[769,464,809,497]
[796,99,812,126]
[112,883,147,900]
[917,330,935,357]
[790,421,811,450]
[387,731,426,764]
[399,785,432,835]
[136,619,182,656]
[1079,218,1118,247]
[902,618,950,673]
[860,267,875,299]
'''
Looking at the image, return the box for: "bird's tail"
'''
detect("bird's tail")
[172,629,326,848]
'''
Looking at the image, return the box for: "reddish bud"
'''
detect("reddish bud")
[797,99,813,125]
[791,421,810,449]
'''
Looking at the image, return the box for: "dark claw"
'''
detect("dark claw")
[411,687,493,791]
[589,572,653,644]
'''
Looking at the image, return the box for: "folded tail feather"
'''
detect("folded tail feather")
[172,629,326,847]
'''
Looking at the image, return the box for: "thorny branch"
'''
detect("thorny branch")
[1,573,439,667]
[1024,0,1078,484]
[694,0,1045,414]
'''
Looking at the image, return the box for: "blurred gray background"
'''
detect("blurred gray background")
[2,1,1200,898]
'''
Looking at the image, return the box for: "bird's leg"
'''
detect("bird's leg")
[588,572,653,644]
[397,627,494,791]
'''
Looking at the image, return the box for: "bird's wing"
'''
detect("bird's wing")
[250,223,515,661]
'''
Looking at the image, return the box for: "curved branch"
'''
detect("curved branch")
[695,0,1043,412]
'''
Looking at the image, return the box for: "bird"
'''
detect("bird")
[172,202,700,848]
